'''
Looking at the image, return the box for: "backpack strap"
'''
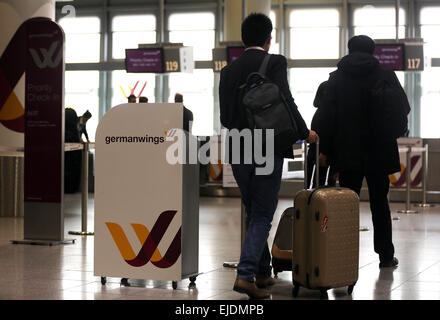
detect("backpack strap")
[258,54,271,75]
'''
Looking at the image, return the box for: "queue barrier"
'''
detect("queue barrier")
[395,145,435,214]
[67,142,95,236]
[0,143,93,235]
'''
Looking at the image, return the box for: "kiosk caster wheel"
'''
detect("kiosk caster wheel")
[189,276,197,288]
[101,277,106,285]
[172,281,178,290]
[121,278,130,286]
[319,288,328,300]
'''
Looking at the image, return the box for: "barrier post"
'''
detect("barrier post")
[69,142,94,236]
[397,147,418,214]
[415,144,435,208]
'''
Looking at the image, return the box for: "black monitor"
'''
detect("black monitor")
[125,48,164,73]
[373,43,405,71]
[227,46,245,64]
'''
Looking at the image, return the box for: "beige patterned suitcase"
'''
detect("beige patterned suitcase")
[292,186,359,299]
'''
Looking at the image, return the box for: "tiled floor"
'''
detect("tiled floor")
[1,193,440,300]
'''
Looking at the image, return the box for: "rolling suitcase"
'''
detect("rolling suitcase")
[271,141,327,277]
[271,207,294,277]
[292,142,359,299]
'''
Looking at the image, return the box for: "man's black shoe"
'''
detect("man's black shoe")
[379,257,399,268]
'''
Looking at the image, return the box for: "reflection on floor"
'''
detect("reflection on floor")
[1,194,440,300]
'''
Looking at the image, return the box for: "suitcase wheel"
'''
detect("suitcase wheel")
[348,282,356,295]
[319,288,328,300]
[292,285,300,297]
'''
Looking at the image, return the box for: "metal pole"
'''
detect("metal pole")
[315,140,319,188]
[303,140,308,189]
[395,0,400,42]
[69,142,94,236]
[279,0,286,56]
[415,144,435,208]
[14,157,19,217]
[242,0,247,20]
[397,147,418,214]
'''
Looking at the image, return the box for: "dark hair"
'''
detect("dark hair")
[241,13,273,48]
[128,94,136,100]
[174,93,183,103]
[83,110,92,118]
[139,96,148,103]
[348,35,375,54]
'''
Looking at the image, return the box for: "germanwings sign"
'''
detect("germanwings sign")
[0,17,64,134]
[24,17,65,205]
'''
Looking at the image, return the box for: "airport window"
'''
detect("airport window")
[64,71,100,141]
[168,12,215,136]
[289,8,340,59]
[168,69,214,137]
[111,70,156,107]
[269,10,279,55]
[353,6,406,40]
[58,16,101,63]
[112,15,157,59]
[289,68,335,128]
[168,12,215,61]
[420,7,440,138]
[420,7,440,59]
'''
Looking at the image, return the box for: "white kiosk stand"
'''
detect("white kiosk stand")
[94,103,199,289]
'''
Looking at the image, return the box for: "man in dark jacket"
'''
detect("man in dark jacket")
[306,81,337,188]
[219,13,317,299]
[318,35,411,269]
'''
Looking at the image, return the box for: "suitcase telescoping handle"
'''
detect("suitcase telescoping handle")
[304,139,330,190]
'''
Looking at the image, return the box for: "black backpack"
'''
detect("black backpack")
[369,78,409,141]
[239,54,299,154]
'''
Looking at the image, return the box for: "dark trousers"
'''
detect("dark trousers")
[231,155,284,282]
[338,171,395,262]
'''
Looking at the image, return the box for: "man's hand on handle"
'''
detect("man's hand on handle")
[306,130,319,144]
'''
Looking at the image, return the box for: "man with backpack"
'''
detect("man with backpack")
[318,35,411,269]
[219,13,318,299]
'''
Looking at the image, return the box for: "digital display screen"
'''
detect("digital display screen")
[373,44,405,71]
[227,46,245,63]
[125,48,164,73]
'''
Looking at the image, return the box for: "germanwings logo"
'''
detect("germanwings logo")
[29,41,62,69]
[105,210,181,268]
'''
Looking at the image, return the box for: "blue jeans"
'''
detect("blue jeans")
[231,155,284,282]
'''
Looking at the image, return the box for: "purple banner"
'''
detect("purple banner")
[125,48,164,73]
[24,18,64,203]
